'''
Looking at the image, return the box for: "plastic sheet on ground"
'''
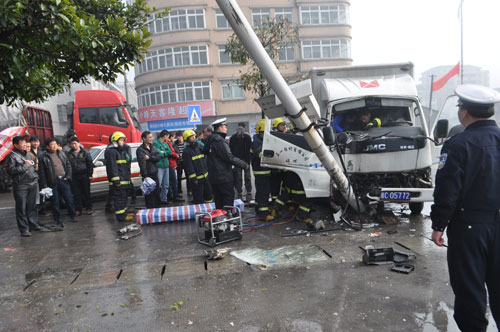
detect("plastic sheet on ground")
[230,244,329,268]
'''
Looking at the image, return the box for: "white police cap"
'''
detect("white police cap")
[455,84,500,106]
[211,118,227,126]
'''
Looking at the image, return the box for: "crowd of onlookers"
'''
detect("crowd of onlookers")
[4,122,255,237]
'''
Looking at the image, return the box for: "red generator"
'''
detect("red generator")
[197,207,243,247]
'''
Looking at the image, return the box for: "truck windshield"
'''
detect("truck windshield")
[79,107,129,128]
[331,98,420,132]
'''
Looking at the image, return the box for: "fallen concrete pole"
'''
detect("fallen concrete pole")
[216,0,365,213]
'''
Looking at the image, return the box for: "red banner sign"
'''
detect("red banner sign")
[138,100,215,123]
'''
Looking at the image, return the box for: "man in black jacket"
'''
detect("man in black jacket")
[204,118,248,209]
[67,137,94,216]
[229,123,252,201]
[137,131,161,209]
[39,137,76,227]
[6,136,44,236]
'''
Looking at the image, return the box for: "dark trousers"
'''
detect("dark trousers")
[13,183,40,233]
[211,181,234,209]
[233,166,252,195]
[270,170,283,199]
[70,173,92,211]
[447,222,500,332]
[191,178,213,204]
[176,162,191,194]
[51,178,75,224]
[145,174,160,209]
[107,184,136,208]
[274,173,311,219]
[168,166,177,200]
[112,186,129,222]
[254,175,271,216]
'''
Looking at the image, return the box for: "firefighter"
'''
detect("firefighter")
[204,118,248,209]
[270,117,288,201]
[105,132,132,222]
[358,110,382,130]
[251,119,273,220]
[182,129,213,204]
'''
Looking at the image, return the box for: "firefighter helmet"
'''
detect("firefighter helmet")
[256,119,266,132]
[272,117,285,129]
[110,131,126,142]
[183,129,196,141]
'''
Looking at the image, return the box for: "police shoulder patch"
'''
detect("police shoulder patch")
[438,153,448,170]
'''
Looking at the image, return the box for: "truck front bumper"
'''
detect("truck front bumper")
[366,187,434,203]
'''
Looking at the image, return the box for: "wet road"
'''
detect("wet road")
[0,190,497,332]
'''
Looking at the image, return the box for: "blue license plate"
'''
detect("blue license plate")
[380,191,410,200]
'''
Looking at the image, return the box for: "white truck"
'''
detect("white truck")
[258,63,442,215]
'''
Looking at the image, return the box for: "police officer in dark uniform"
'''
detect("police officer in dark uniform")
[431,84,500,332]
[204,118,248,209]
[105,132,131,222]
[251,119,273,221]
[182,129,213,204]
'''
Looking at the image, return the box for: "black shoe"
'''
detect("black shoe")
[173,198,185,202]
[39,211,52,217]
[34,226,58,233]
[69,216,78,223]
[21,231,31,237]
[49,225,64,231]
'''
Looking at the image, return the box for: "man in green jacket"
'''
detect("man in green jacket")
[153,130,172,204]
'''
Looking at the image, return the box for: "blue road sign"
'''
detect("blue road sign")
[188,105,202,124]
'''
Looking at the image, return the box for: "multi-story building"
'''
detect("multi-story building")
[135,0,352,133]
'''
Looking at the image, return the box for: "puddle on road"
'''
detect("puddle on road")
[415,301,498,332]
[230,244,329,269]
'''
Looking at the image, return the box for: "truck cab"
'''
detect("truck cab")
[259,63,437,215]
[69,90,142,148]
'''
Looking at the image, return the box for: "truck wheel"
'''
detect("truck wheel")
[409,202,424,215]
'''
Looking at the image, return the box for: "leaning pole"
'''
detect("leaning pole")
[216,0,365,213]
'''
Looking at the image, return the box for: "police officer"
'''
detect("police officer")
[105,132,132,222]
[251,119,273,221]
[431,84,500,332]
[204,118,248,209]
[182,129,213,204]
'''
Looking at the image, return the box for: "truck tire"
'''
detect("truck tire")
[409,202,424,215]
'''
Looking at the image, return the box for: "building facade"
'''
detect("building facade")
[135,0,352,133]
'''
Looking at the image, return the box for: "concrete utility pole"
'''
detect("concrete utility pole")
[216,0,365,213]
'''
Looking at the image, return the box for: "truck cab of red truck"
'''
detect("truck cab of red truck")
[70,90,141,147]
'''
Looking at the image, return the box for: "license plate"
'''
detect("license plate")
[380,191,410,200]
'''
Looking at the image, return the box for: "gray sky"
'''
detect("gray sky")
[350,0,500,88]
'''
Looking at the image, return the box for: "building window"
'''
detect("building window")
[274,7,293,23]
[138,82,212,108]
[147,9,205,34]
[252,8,270,27]
[215,9,230,29]
[221,80,244,100]
[57,104,67,122]
[218,45,232,64]
[300,5,349,25]
[278,44,295,61]
[138,45,208,74]
[301,40,351,59]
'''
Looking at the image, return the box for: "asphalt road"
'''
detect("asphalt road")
[0,189,497,332]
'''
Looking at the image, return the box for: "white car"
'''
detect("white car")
[88,143,142,194]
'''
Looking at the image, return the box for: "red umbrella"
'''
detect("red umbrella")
[0,126,27,162]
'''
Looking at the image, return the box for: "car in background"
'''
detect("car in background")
[88,143,142,194]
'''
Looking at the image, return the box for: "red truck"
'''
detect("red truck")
[67,90,142,148]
